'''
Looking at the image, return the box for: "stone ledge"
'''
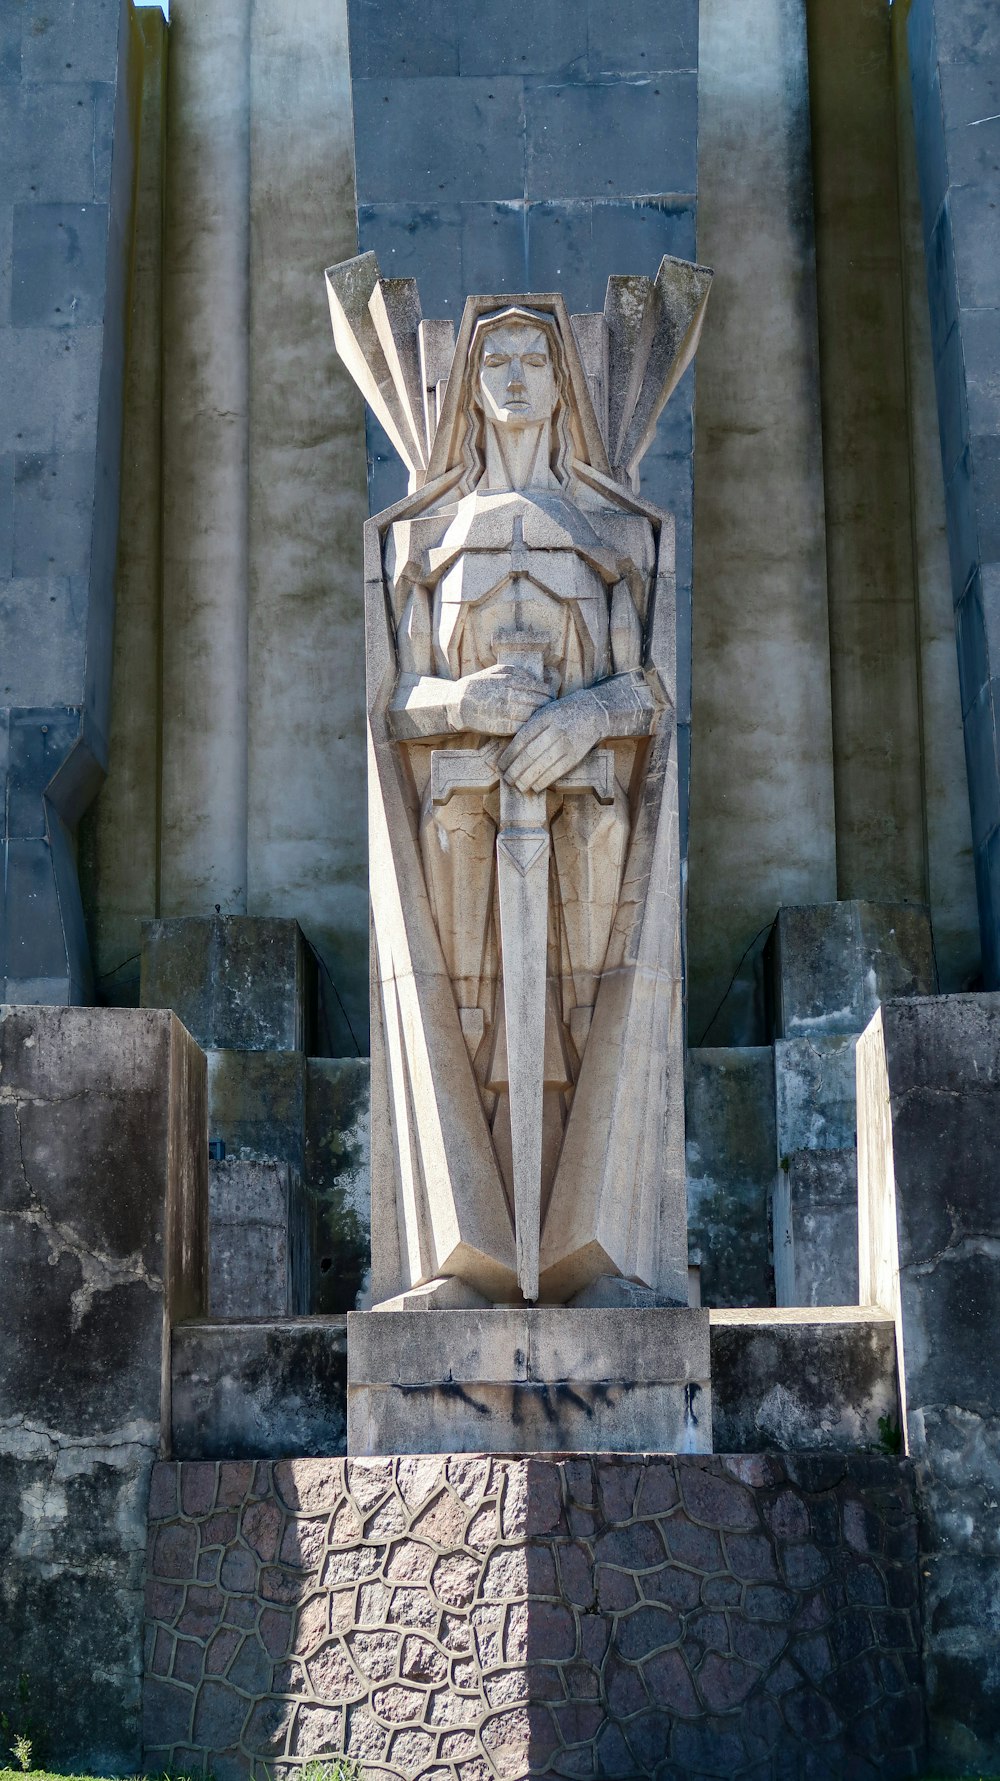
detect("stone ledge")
[348,1309,712,1457]
[710,1308,899,1454]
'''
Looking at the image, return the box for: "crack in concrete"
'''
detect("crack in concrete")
[4,1095,163,1328]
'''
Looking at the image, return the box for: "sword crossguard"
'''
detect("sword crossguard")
[431,744,615,806]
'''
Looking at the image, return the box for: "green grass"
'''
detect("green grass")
[0,1765,363,1781]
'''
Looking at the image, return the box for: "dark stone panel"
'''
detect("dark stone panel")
[0,451,11,579]
[962,681,1000,850]
[0,8,20,83]
[956,570,989,716]
[1,81,102,204]
[3,836,69,983]
[352,77,525,204]
[0,325,105,455]
[525,196,697,313]
[11,200,111,327]
[523,73,697,201]
[12,447,96,576]
[207,1048,307,1169]
[926,206,961,367]
[945,441,982,606]
[934,315,970,483]
[347,0,461,78]
[949,180,1000,310]
[171,1320,348,1460]
[6,708,81,837]
[356,201,466,314]
[18,0,121,83]
[585,0,698,76]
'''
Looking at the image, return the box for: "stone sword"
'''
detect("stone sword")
[430,627,614,1302]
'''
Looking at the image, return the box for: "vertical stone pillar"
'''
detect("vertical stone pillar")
[246,0,370,1050]
[79,7,168,1006]
[160,0,251,917]
[688,0,837,1044]
[0,1005,207,1772]
[857,994,1000,1767]
[908,0,1000,985]
[0,0,144,1003]
[806,0,927,908]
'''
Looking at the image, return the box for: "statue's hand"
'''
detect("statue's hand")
[452,664,551,736]
[499,687,607,792]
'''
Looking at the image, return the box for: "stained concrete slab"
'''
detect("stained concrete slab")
[0,1003,207,1771]
[772,1149,859,1308]
[141,916,314,1053]
[685,1047,776,1308]
[171,1319,348,1460]
[710,1307,899,1454]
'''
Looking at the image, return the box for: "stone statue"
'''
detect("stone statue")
[326,254,712,1310]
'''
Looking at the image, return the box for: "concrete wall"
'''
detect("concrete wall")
[1,0,144,1005]
[80,0,371,1052]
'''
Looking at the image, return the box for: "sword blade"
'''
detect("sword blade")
[496,778,550,1302]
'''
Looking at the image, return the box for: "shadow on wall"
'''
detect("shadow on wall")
[142,1455,925,1776]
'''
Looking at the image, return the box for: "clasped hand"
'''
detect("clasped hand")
[452,665,606,793]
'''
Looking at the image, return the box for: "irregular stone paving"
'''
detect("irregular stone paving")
[143,1453,925,1780]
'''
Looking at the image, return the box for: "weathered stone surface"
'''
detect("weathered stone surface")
[209,1159,311,1319]
[347,1308,711,1455]
[172,1319,347,1460]
[685,1047,776,1307]
[773,1150,859,1308]
[143,1453,924,1777]
[710,1308,899,1453]
[0,1004,207,1772]
[769,900,935,1038]
[207,1047,307,1167]
[306,1057,371,1314]
[858,993,1000,1766]
[141,916,313,1052]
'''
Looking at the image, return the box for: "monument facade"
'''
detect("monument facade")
[327,252,712,1312]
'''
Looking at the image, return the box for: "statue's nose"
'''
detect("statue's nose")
[507,357,526,392]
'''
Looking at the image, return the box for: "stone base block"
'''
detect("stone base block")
[209,1159,312,1318]
[141,915,314,1051]
[685,1047,776,1307]
[347,1308,711,1456]
[143,1453,925,1780]
[172,1319,347,1460]
[710,1307,899,1453]
[768,900,934,1039]
[773,1149,859,1307]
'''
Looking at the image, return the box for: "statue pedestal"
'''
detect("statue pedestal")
[346,1307,712,1456]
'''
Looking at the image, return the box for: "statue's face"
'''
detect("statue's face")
[478,322,557,431]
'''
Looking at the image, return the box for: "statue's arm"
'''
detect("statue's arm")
[386,586,460,741]
[386,584,550,742]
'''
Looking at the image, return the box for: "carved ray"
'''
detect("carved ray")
[325,251,427,482]
[605,254,714,483]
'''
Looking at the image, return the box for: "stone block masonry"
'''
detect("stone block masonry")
[0,1003,208,1772]
[143,1454,924,1779]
